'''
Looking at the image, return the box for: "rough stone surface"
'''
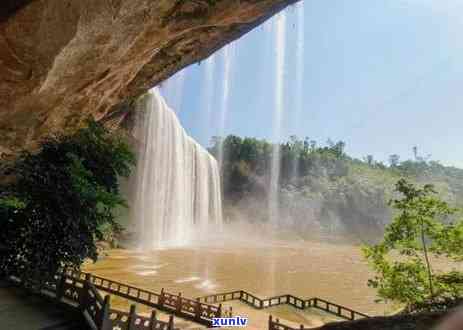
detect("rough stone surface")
[0,0,298,156]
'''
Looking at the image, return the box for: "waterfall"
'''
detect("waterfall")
[269,12,287,225]
[291,2,305,180]
[132,89,223,249]
[199,54,217,144]
[217,44,235,166]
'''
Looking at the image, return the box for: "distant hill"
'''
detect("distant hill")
[209,135,463,243]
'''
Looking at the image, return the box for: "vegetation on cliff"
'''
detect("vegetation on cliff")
[0,121,135,286]
[363,179,463,312]
[209,135,463,240]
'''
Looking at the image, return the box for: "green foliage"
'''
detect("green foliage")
[0,120,135,286]
[0,196,26,210]
[389,154,400,167]
[363,179,463,312]
[209,135,349,198]
[210,135,463,207]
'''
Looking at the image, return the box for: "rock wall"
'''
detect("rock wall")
[0,0,298,156]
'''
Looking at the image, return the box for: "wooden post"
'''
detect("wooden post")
[80,273,91,310]
[228,306,233,317]
[99,295,111,330]
[300,324,304,330]
[55,274,66,302]
[149,310,157,330]
[268,315,273,330]
[217,303,222,318]
[159,288,165,307]
[167,315,174,330]
[61,266,68,278]
[194,298,202,322]
[176,292,182,313]
[127,304,137,330]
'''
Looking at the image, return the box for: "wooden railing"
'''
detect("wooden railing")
[10,269,369,330]
[269,315,305,330]
[197,290,369,321]
[62,269,222,327]
[62,273,176,330]
[11,272,176,330]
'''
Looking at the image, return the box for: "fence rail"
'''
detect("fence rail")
[197,290,369,321]
[62,269,221,327]
[268,315,307,330]
[11,272,176,330]
[9,269,370,330]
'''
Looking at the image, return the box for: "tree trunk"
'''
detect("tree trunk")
[420,219,434,301]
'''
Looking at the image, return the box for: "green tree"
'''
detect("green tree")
[365,155,374,166]
[0,120,135,287]
[388,154,400,167]
[330,141,346,158]
[363,179,463,312]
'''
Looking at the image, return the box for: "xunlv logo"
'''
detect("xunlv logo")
[212,316,248,327]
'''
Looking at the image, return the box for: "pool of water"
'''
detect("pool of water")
[83,237,391,322]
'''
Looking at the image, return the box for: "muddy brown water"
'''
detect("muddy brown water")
[83,236,396,328]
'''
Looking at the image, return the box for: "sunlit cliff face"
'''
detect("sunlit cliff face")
[0,0,299,157]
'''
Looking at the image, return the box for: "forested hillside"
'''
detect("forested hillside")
[209,136,463,242]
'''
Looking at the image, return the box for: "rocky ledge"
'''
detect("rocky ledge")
[0,0,298,156]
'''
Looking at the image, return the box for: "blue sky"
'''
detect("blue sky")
[160,0,463,168]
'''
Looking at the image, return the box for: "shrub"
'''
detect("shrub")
[0,120,135,287]
[363,179,463,312]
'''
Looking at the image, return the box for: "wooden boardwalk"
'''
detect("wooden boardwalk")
[197,290,369,321]
[8,269,369,330]
[10,272,176,330]
[61,269,221,327]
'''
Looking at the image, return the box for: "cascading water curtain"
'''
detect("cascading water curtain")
[269,11,287,226]
[217,44,235,167]
[291,2,305,180]
[131,89,223,249]
[199,54,217,144]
